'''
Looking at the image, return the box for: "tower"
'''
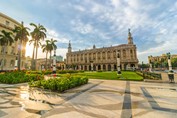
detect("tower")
[128,29,133,44]
[68,40,72,53]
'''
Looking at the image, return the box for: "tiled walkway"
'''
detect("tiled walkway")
[0,80,177,118]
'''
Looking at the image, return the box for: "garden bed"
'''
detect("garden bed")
[29,75,88,92]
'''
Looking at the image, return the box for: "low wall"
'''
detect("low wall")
[161,73,177,82]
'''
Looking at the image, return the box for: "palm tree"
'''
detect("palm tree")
[30,23,47,70]
[28,38,35,70]
[48,38,57,68]
[13,22,30,70]
[41,40,50,70]
[29,38,42,70]
[0,30,14,70]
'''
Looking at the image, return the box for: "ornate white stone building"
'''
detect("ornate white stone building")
[66,29,138,71]
[0,12,26,70]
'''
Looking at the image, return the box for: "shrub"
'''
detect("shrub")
[0,71,44,84]
[57,70,79,74]
[136,71,161,80]
[29,76,88,92]
[97,70,102,72]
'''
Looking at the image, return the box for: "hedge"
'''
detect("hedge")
[0,71,44,84]
[29,76,88,92]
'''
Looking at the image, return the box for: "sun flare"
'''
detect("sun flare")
[25,42,33,57]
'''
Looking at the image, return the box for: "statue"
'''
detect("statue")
[166,52,171,59]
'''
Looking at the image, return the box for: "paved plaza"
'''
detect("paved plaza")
[0,79,177,118]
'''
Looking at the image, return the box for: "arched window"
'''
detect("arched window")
[81,54,83,61]
[0,59,2,66]
[98,52,100,60]
[130,49,133,59]
[4,59,7,66]
[10,60,15,67]
[102,52,105,59]
[113,50,116,59]
[107,51,110,59]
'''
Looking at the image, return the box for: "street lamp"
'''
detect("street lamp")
[52,48,57,74]
[141,61,144,71]
[149,60,152,72]
[167,52,172,71]
[14,55,18,70]
[117,52,121,75]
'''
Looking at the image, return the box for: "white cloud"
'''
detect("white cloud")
[71,19,93,34]
[56,48,67,59]
[74,5,85,12]
[46,28,70,44]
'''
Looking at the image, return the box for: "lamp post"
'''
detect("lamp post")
[52,48,57,74]
[149,60,152,72]
[117,52,121,75]
[141,61,144,71]
[14,55,18,70]
[167,52,172,71]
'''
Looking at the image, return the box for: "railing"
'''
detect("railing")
[136,71,162,80]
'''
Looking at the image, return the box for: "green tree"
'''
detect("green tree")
[172,58,177,67]
[13,22,29,70]
[0,30,14,70]
[47,38,57,68]
[30,23,47,70]
[29,38,42,70]
[41,40,50,70]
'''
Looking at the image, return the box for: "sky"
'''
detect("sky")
[0,0,177,63]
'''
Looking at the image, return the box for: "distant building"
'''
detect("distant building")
[148,54,177,63]
[66,29,139,71]
[0,12,26,70]
[36,58,46,70]
[25,56,32,70]
[51,55,63,61]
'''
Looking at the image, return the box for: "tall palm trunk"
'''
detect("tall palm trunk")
[45,51,48,70]
[50,51,52,69]
[17,40,22,71]
[31,42,36,70]
[1,45,6,70]
[35,40,39,70]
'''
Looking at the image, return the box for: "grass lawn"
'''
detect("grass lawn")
[67,71,143,81]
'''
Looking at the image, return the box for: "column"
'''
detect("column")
[14,56,18,70]
[132,49,135,59]
[134,49,137,59]
[87,65,89,71]
[106,52,108,61]
[121,50,123,60]
[101,64,103,71]
[82,65,85,71]
[121,64,124,70]
[106,64,108,71]
[127,49,130,59]
[96,52,98,63]
[111,64,114,71]
[96,65,98,71]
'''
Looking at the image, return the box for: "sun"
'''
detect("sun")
[25,42,33,57]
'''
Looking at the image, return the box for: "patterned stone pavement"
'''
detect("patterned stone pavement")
[0,79,177,118]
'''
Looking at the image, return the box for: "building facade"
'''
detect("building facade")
[66,29,138,71]
[148,54,177,63]
[51,55,63,61]
[0,12,26,70]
